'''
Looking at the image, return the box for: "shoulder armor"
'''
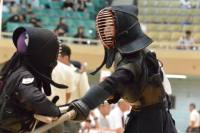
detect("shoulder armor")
[114,51,144,79]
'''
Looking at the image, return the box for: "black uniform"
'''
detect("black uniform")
[67,5,177,133]
[0,27,67,133]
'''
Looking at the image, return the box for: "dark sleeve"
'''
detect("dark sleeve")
[17,75,60,117]
[81,69,133,109]
[73,34,78,44]
[54,25,59,31]
[64,25,68,33]
[99,69,133,94]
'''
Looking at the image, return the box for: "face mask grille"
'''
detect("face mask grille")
[96,9,115,49]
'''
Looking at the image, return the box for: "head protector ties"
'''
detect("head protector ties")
[91,5,153,75]
[0,27,68,96]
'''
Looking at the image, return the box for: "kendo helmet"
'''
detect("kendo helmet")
[91,5,153,75]
[11,27,67,96]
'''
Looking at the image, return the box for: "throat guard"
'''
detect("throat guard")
[91,5,153,75]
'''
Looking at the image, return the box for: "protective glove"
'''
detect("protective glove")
[67,99,90,122]
[107,92,121,104]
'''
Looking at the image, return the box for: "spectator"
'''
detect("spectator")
[177,31,195,50]
[2,14,26,31]
[45,44,75,133]
[186,104,200,133]
[34,19,42,28]
[58,45,90,133]
[108,100,130,130]
[94,104,110,128]
[81,103,124,133]
[180,0,192,9]
[94,103,124,133]
[20,0,26,8]
[62,0,74,11]
[28,0,40,8]
[74,0,87,12]
[25,4,32,14]
[4,14,26,23]
[54,17,69,36]
[9,1,20,14]
[2,2,10,15]
[29,12,38,25]
[73,26,87,44]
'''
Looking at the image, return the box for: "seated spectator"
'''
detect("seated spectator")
[34,19,42,28]
[180,0,192,9]
[29,12,38,25]
[2,2,10,15]
[28,0,40,8]
[4,14,26,23]
[20,0,26,8]
[177,31,195,50]
[54,17,69,36]
[108,100,130,130]
[9,1,19,14]
[2,14,26,31]
[73,26,87,44]
[25,4,32,14]
[62,0,74,11]
[82,103,124,133]
[74,0,87,12]
[94,104,110,128]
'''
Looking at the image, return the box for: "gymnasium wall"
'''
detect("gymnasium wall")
[1,38,200,76]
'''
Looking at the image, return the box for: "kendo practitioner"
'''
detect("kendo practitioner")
[0,27,68,133]
[67,5,178,133]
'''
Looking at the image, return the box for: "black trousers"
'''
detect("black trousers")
[124,109,177,133]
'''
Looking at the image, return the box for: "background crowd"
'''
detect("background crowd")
[0,0,200,132]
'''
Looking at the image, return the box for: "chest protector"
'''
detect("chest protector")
[114,48,166,109]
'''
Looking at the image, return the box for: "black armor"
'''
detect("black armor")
[0,27,68,132]
[68,5,177,133]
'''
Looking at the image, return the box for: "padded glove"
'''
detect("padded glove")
[67,99,90,122]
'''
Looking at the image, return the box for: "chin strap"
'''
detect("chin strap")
[90,48,107,75]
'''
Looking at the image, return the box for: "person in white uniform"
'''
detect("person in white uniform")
[58,44,90,133]
[108,100,130,130]
[45,46,75,133]
[186,104,200,133]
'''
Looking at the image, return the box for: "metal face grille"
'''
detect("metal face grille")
[96,9,115,49]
